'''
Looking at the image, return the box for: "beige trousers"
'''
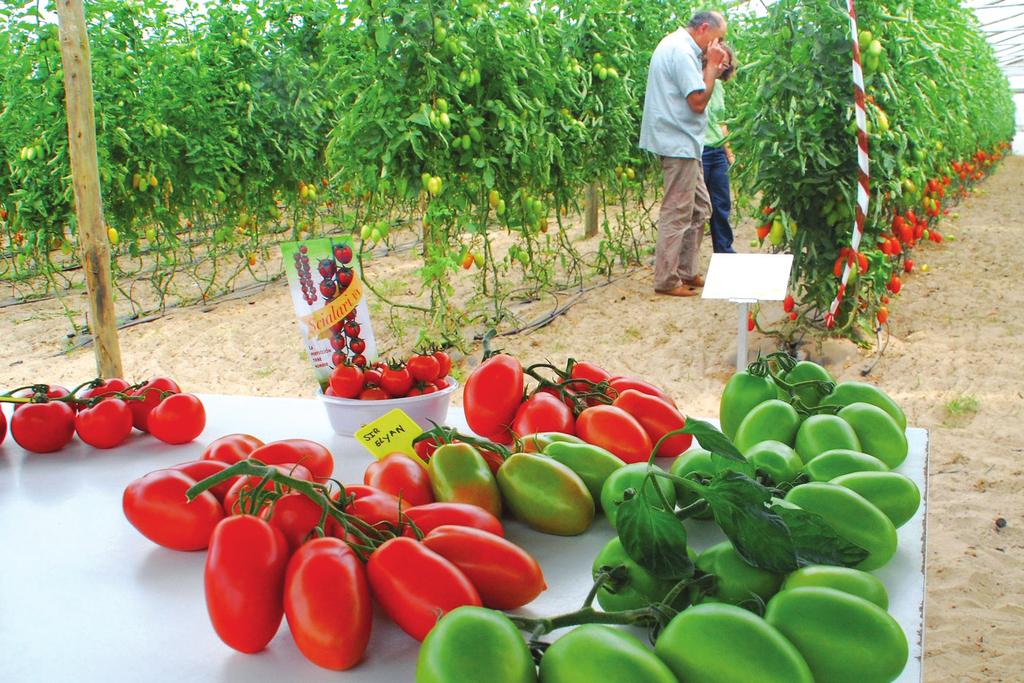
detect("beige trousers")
[654,156,712,291]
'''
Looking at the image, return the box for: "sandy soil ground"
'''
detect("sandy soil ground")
[2,158,1022,681]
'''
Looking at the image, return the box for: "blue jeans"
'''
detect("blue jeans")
[702,146,735,254]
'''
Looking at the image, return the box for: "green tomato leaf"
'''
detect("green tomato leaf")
[681,418,746,463]
[771,503,870,568]
[616,488,693,580]
[696,471,799,573]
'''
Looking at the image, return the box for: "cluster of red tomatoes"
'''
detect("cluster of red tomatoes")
[0,376,204,453]
[327,350,453,400]
[123,435,543,671]
[952,145,1005,183]
[463,355,692,461]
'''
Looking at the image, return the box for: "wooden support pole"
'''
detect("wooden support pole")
[584,182,599,238]
[56,0,123,378]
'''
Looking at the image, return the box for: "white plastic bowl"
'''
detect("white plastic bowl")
[317,377,458,437]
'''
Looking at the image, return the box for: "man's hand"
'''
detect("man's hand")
[706,39,728,75]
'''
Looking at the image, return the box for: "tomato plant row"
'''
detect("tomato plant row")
[1,0,1010,345]
[730,0,1013,340]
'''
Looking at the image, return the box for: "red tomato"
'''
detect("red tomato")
[205,515,290,653]
[607,376,676,406]
[612,389,691,457]
[364,454,434,506]
[359,387,390,400]
[434,377,450,390]
[123,469,225,551]
[330,364,364,399]
[10,401,76,453]
[783,296,794,313]
[403,502,505,537]
[422,525,546,609]
[172,459,235,501]
[363,368,383,386]
[248,439,334,481]
[575,405,653,464]
[407,387,423,397]
[463,354,524,444]
[568,360,612,401]
[223,463,314,516]
[408,354,441,383]
[266,492,325,552]
[148,393,206,444]
[380,366,413,397]
[284,538,372,670]
[0,409,6,445]
[77,378,131,403]
[366,536,481,641]
[336,484,403,528]
[201,433,264,464]
[511,392,575,437]
[432,351,452,379]
[418,383,438,395]
[413,436,442,462]
[74,398,133,449]
[128,377,180,432]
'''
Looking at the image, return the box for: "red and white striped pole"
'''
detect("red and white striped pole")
[825,0,869,329]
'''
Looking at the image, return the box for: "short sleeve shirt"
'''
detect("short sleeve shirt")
[639,29,707,159]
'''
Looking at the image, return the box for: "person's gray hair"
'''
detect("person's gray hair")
[688,11,724,30]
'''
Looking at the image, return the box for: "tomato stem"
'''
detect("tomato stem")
[185,459,398,558]
[508,605,660,636]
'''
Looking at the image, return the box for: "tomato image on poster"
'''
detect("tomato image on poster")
[282,237,376,388]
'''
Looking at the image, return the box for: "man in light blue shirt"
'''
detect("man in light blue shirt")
[640,11,729,296]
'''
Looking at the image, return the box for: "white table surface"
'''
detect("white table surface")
[0,394,927,682]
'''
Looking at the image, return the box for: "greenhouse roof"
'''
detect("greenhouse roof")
[728,0,1024,90]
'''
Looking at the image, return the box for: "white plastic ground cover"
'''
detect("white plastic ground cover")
[0,395,926,682]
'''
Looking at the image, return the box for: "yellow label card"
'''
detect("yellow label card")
[354,409,427,467]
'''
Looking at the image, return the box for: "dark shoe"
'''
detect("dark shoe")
[655,285,700,297]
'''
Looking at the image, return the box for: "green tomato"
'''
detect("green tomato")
[743,440,803,485]
[830,471,920,528]
[696,541,783,607]
[793,414,861,465]
[785,482,897,571]
[600,463,676,528]
[542,442,623,507]
[540,625,676,683]
[591,536,679,612]
[429,443,502,517]
[417,606,536,683]
[822,381,906,431]
[733,400,802,453]
[497,453,594,536]
[655,603,813,683]
[719,372,778,439]
[668,449,714,520]
[781,565,889,609]
[782,360,834,408]
[837,402,908,468]
[764,587,908,683]
[803,448,889,482]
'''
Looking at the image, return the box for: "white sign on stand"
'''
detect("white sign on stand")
[702,253,794,371]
